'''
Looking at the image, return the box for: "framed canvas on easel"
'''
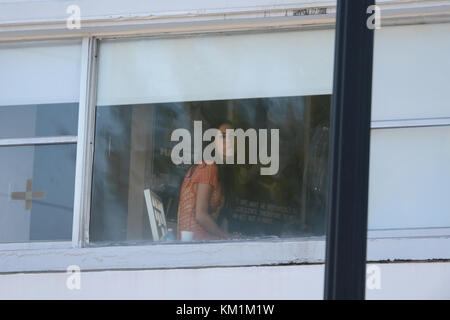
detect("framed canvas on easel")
[144,189,168,241]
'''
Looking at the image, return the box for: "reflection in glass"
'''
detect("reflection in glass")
[90,95,331,243]
[0,144,76,242]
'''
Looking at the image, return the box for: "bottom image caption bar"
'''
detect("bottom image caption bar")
[176,304,276,317]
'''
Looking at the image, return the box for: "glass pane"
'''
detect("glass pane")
[369,126,450,229]
[91,29,335,245]
[0,103,79,139]
[369,22,450,233]
[90,8,342,298]
[0,144,76,243]
[372,24,450,121]
[91,98,330,242]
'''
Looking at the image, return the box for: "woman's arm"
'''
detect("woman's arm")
[194,183,230,239]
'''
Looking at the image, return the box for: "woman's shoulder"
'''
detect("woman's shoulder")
[199,161,218,169]
[196,162,218,174]
[191,162,219,184]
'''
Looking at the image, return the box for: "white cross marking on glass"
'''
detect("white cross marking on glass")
[11,179,46,211]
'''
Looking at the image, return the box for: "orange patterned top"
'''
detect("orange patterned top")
[177,162,224,241]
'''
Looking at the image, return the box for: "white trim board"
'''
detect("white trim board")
[1,1,450,40]
[72,37,98,248]
[0,0,447,25]
[371,118,450,129]
[1,237,450,273]
[368,227,450,239]
[2,262,450,299]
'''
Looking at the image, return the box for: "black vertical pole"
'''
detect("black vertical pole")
[324,0,375,300]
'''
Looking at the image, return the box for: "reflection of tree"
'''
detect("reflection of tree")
[90,106,132,241]
[229,97,305,205]
[305,123,329,234]
[224,95,330,236]
[36,103,79,136]
[303,95,331,235]
[104,106,132,205]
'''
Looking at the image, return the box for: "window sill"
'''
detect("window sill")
[1,236,450,273]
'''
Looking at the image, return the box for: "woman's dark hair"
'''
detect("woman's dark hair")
[211,119,233,129]
[185,119,234,179]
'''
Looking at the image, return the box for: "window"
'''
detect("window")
[90,30,336,244]
[368,23,450,235]
[0,41,82,243]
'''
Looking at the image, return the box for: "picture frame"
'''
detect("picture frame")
[144,189,168,241]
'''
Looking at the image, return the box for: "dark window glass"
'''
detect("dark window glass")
[90,96,331,243]
[0,103,79,139]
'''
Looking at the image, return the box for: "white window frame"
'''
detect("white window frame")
[0,38,83,250]
[72,37,98,249]
[0,0,450,273]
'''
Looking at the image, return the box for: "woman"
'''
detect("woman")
[177,121,234,241]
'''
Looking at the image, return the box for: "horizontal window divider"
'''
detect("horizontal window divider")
[371,117,450,129]
[368,227,450,239]
[0,136,77,147]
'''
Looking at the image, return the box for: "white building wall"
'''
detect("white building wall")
[1,262,450,299]
[1,0,450,299]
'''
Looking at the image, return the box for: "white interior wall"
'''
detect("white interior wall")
[97,30,335,106]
